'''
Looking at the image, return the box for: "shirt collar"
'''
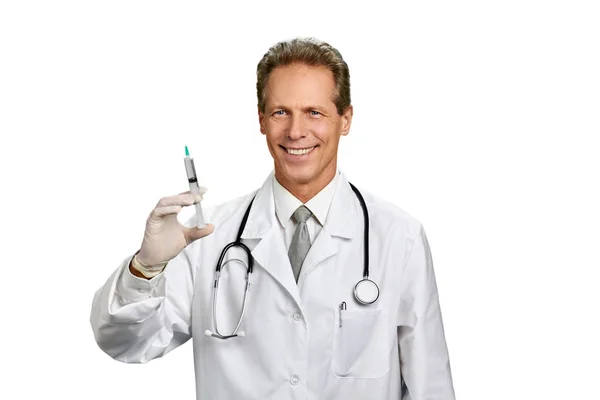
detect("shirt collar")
[272,169,340,227]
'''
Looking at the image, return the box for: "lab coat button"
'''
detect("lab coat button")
[289,376,299,386]
[292,312,301,321]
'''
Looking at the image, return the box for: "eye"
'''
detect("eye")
[273,110,286,116]
[309,110,322,116]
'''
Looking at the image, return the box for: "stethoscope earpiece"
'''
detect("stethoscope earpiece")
[205,329,246,339]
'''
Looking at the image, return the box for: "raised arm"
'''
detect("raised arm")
[90,189,214,363]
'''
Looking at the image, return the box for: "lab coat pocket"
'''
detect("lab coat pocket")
[331,308,390,379]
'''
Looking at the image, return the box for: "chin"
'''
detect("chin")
[281,165,315,183]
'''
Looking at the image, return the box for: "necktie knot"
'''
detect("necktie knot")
[292,205,312,224]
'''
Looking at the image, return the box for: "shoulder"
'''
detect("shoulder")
[355,187,424,242]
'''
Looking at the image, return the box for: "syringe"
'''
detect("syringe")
[184,145,207,229]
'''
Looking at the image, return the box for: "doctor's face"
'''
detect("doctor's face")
[259,63,352,195]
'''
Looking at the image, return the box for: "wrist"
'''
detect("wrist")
[131,254,167,279]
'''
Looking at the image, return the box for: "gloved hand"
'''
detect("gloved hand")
[136,186,215,267]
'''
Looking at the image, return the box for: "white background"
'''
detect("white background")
[1,0,599,399]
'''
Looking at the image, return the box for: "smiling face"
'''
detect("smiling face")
[259,63,353,201]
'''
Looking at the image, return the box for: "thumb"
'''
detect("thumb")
[185,223,215,244]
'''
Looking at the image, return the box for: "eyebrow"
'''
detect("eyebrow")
[270,105,326,112]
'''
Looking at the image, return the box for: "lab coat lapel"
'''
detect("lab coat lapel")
[240,171,302,308]
[239,171,359,306]
[298,172,357,284]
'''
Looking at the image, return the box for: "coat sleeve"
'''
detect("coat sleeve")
[397,224,455,399]
[89,240,198,364]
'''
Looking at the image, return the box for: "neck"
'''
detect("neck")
[275,165,337,204]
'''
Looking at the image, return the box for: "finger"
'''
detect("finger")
[157,193,203,207]
[179,186,207,196]
[151,205,183,218]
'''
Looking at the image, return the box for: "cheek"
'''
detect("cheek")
[266,119,288,132]
[310,120,336,141]
[264,123,284,140]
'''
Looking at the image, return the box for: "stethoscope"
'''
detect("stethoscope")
[204,182,379,340]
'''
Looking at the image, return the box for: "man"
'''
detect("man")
[91,37,455,399]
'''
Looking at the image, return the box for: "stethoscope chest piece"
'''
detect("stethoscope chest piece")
[353,278,380,305]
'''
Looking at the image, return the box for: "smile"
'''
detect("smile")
[282,146,317,156]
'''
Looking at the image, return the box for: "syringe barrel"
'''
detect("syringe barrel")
[194,202,206,229]
[184,157,197,181]
[184,156,206,229]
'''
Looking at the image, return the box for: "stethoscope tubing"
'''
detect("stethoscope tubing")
[348,182,370,279]
[209,182,375,339]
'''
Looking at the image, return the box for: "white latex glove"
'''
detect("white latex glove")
[136,186,215,267]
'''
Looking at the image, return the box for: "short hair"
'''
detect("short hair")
[256,37,351,116]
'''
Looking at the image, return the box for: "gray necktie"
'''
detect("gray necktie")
[288,205,313,283]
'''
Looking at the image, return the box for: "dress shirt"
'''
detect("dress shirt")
[272,169,340,251]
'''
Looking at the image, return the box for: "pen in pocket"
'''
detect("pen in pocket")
[339,301,346,328]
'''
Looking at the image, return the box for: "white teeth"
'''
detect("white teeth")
[286,146,315,155]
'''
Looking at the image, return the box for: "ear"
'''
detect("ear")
[258,107,266,135]
[340,105,353,137]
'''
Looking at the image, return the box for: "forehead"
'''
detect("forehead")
[265,63,336,107]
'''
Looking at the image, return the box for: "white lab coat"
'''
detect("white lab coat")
[90,170,455,400]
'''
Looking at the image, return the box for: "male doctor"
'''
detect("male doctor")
[91,37,455,399]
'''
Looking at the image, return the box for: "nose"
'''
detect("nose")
[287,114,306,140]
